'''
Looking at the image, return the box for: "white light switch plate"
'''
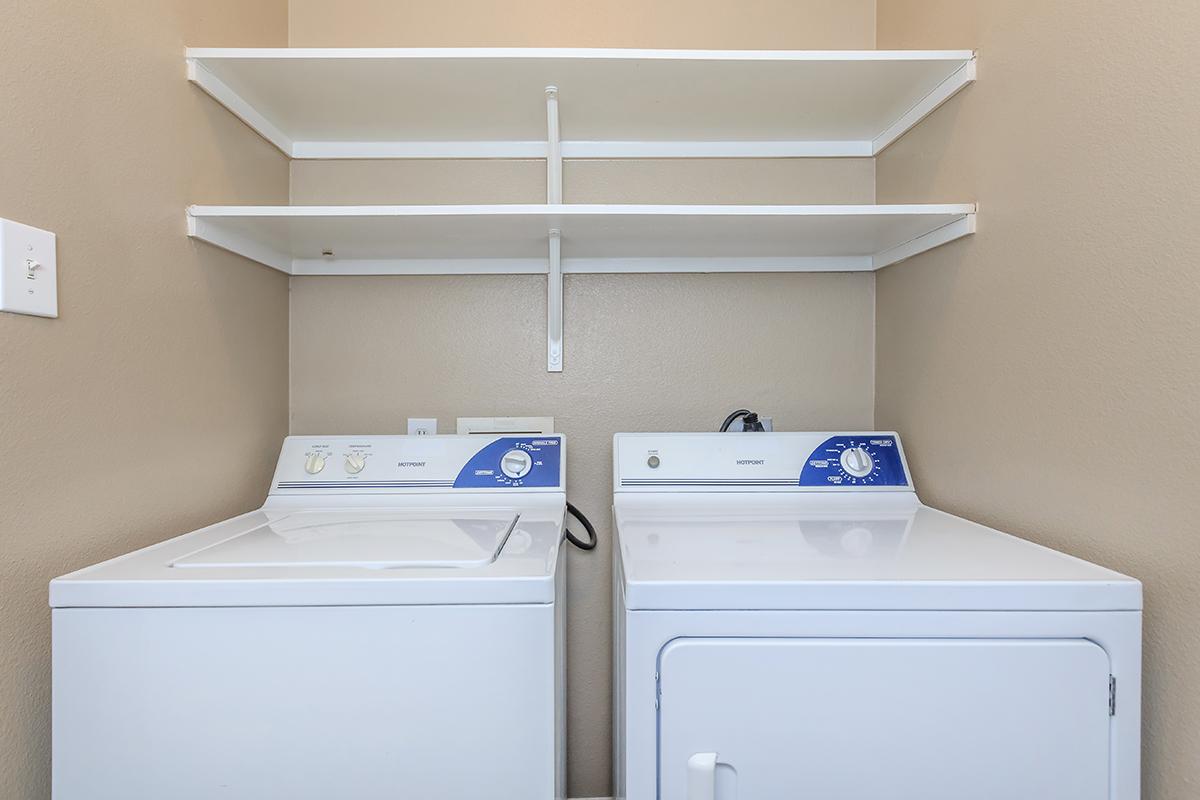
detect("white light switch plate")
[0,218,57,318]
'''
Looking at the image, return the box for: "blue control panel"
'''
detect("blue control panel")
[453,436,563,488]
[798,435,909,487]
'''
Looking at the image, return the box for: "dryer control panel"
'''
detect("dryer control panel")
[797,435,908,487]
[271,435,564,493]
[614,432,911,492]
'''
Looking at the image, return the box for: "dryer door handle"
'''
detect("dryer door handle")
[687,752,719,800]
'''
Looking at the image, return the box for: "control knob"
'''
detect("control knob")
[304,452,327,475]
[500,448,533,479]
[344,453,366,474]
[839,446,874,478]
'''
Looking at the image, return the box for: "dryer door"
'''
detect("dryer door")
[658,638,1111,800]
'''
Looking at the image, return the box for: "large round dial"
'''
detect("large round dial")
[344,453,366,474]
[500,448,533,479]
[304,452,327,475]
[839,446,874,478]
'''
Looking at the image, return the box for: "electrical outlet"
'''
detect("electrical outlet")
[728,415,774,431]
[407,418,437,436]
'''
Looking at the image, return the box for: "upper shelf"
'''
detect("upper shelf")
[185,48,977,160]
[186,204,977,275]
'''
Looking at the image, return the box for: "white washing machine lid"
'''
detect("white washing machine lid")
[615,494,1142,612]
[171,510,519,569]
[50,496,565,608]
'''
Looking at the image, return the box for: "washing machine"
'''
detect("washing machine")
[52,434,568,800]
[613,432,1141,800]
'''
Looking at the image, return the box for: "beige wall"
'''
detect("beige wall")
[289,0,874,48]
[0,2,290,797]
[19,3,1190,799]
[874,2,1200,798]
[289,271,875,795]
[288,2,877,795]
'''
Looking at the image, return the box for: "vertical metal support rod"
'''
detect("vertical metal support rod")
[545,86,562,204]
[546,87,564,371]
[547,229,563,372]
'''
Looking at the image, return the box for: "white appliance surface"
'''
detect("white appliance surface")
[52,434,568,800]
[51,434,566,607]
[170,508,519,568]
[614,431,1138,611]
[659,638,1110,800]
[615,493,1138,611]
[613,432,1141,800]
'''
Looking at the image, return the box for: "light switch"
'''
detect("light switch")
[0,218,57,318]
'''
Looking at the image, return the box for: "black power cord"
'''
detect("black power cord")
[719,408,765,432]
[564,501,598,551]
[719,408,751,431]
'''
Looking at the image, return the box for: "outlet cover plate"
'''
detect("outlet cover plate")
[727,415,774,432]
[407,418,437,436]
[0,218,57,318]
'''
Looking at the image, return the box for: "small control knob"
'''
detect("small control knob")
[304,452,327,475]
[839,446,874,478]
[500,448,533,479]
[344,453,366,474]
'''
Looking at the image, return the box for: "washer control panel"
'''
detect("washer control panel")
[454,437,561,488]
[272,435,564,493]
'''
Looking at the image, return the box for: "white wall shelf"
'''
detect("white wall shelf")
[186,48,976,160]
[187,204,977,276]
[187,47,979,371]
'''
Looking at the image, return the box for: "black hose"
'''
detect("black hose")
[564,501,598,551]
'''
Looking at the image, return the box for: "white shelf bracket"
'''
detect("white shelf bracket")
[186,58,295,157]
[871,212,976,269]
[545,86,563,203]
[547,229,563,372]
[872,55,977,155]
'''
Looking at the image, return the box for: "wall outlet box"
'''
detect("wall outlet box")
[456,416,555,435]
[727,415,774,432]
[407,418,437,436]
[0,217,57,318]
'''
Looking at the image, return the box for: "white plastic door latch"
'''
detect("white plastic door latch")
[687,752,718,800]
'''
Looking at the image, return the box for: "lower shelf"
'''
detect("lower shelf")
[186,203,976,275]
